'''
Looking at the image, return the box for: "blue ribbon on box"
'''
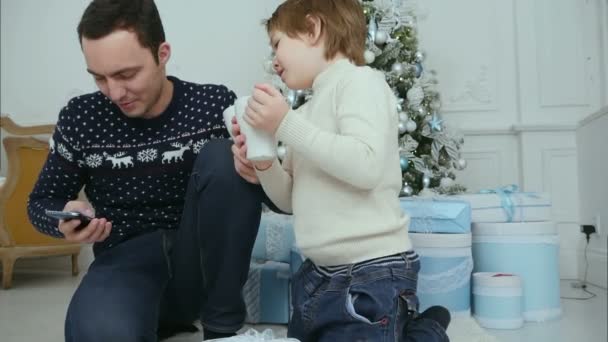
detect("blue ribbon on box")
[478,185,540,222]
[479,185,519,222]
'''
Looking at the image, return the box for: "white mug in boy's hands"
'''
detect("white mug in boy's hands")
[223,96,277,161]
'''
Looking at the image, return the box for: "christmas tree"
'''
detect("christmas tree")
[266,0,466,196]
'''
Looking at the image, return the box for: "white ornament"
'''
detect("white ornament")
[398,122,407,134]
[399,112,408,123]
[406,120,417,132]
[407,85,424,108]
[364,50,376,64]
[391,62,404,74]
[375,31,389,45]
[422,174,431,188]
[440,177,454,187]
[456,158,467,170]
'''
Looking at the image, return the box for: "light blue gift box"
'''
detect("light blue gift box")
[243,261,291,324]
[251,212,295,263]
[400,198,471,234]
[245,212,297,324]
[411,233,474,316]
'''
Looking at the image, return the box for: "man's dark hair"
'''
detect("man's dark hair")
[77,0,166,63]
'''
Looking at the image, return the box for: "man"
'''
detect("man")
[28,0,264,340]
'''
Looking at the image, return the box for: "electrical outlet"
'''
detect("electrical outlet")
[593,214,602,236]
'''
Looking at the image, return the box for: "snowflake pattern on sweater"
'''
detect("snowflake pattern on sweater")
[28,77,235,251]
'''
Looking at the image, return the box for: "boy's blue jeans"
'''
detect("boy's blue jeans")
[288,254,449,342]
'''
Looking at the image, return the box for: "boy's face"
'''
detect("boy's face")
[270,30,326,90]
[81,30,170,118]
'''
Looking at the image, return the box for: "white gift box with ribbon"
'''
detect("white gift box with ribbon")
[452,185,552,223]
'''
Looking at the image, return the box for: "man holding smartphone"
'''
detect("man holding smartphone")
[27,0,266,340]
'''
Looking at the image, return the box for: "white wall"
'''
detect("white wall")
[577,107,608,289]
[0,0,282,125]
[2,0,607,281]
[416,0,606,281]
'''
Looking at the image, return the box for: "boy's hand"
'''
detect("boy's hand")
[231,117,259,184]
[244,83,289,134]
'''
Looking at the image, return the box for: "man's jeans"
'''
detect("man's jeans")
[288,254,450,342]
[65,139,267,341]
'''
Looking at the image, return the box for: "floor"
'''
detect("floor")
[0,269,606,342]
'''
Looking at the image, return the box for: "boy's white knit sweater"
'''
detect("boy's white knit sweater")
[256,59,411,266]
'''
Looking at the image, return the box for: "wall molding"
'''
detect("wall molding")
[463,124,577,136]
[578,105,608,127]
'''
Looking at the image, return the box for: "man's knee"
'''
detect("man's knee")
[66,301,155,341]
[193,138,233,175]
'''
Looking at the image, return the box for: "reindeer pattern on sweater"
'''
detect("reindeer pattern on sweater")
[28,77,236,250]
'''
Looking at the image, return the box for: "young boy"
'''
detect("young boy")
[234,0,450,341]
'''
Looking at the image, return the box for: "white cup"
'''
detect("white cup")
[223,96,277,161]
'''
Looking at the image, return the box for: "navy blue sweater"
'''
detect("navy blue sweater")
[28,76,235,251]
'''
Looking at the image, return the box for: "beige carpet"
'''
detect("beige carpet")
[447,316,499,342]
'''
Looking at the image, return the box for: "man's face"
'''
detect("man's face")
[82,30,170,118]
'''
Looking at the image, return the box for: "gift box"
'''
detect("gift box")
[452,185,552,223]
[243,261,291,324]
[472,221,561,322]
[400,198,471,234]
[411,233,474,316]
[251,212,295,263]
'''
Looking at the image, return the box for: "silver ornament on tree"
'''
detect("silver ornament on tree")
[413,62,423,78]
[402,185,414,197]
[417,107,427,117]
[399,112,408,123]
[406,120,417,132]
[422,174,431,188]
[374,31,389,45]
[415,51,425,62]
[398,121,407,134]
[367,15,378,44]
[364,50,376,64]
[440,177,454,188]
[391,62,405,75]
[455,158,467,170]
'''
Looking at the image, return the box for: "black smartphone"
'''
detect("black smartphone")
[45,210,93,231]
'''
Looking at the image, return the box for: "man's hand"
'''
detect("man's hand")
[244,84,289,134]
[58,201,111,243]
[231,117,259,184]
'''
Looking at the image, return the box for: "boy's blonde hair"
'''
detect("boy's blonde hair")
[265,0,366,66]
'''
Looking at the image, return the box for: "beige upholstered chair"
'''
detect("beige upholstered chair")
[0,115,81,289]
